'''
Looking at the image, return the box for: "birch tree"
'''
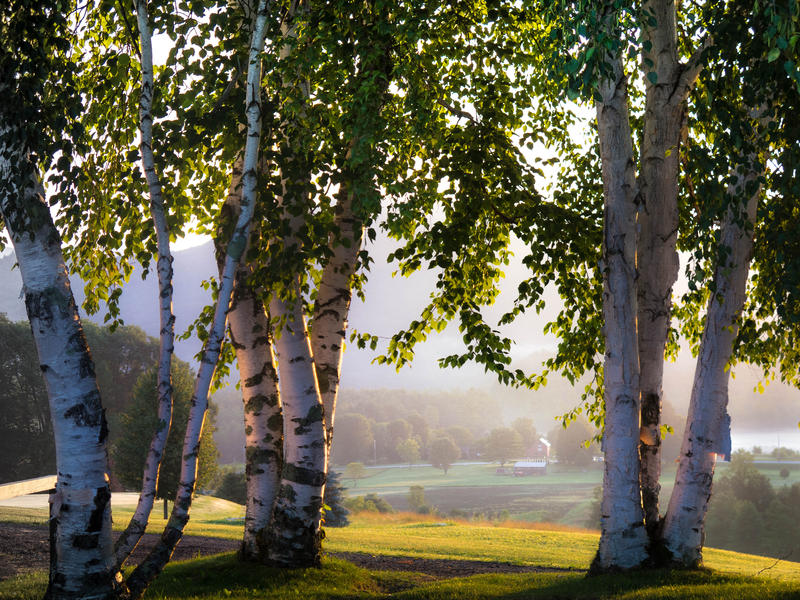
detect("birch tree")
[0,4,120,598]
[636,0,708,537]
[124,1,272,594]
[0,146,119,600]
[590,4,648,570]
[661,123,765,565]
[113,0,177,568]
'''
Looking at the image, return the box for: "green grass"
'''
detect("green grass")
[3,552,799,600]
[2,510,800,599]
[0,495,246,539]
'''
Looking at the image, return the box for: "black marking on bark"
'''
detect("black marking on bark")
[64,393,102,428]
[283,462,326,487]
[267,412,283,431]
[88,485,111,532]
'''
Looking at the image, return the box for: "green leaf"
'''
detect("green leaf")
[767,48,781,63]
[647,72,658,85]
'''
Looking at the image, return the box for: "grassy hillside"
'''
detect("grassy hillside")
[2,504,799,599]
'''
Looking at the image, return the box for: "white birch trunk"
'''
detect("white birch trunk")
[230,283,283,559]
[660,153,762,567]
[637,0,682,539]
[114,0,176,567]
[215,158,284,561]
[0,128,118,599]
[125,2,270,595]
[592,36,648,573]
[267,282,327,567]
[262,2,327,567]
[311,185,362,453]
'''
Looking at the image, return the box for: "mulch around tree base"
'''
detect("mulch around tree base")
[0,522,584,583]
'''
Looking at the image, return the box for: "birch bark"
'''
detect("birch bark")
[216,159,284,561]
[311,185,361,455]
[310,32,391,456]
[267,280,327,567]
[0,130,118,599]
[592,28,649,572]
[660,146,763,567]
[262,2,327,567]
[114,0,176,567]
[124,1,271,595]
[636,0,706,539]
[230,279,283,559]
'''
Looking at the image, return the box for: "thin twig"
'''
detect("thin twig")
[119,0,142,59]
[756,548,795,576]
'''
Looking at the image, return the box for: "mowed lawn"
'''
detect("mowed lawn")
[2,504,800,599]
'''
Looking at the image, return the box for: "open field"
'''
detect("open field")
[2,508,799,600]
[337,460,800,527]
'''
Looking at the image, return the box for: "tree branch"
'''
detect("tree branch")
[671,34,714,105]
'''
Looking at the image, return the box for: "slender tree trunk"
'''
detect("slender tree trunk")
[310,29,391,457]
[261,2,327,567]
[114,0,176,567]
[660,148,763,567]
[591,27,649,572]
[637,3,710,543]
[124,1,271,595]
[311,184,362,454]
[0,131,118,599]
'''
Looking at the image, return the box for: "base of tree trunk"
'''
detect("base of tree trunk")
[265,511,325,568]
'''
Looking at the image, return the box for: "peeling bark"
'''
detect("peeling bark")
[124,1,271,596]
[661,143,763,567]
[592,29,648,572]
[114,0,176,568]
[0,126,118,599]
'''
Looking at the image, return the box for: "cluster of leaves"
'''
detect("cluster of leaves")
[0,1,86,245]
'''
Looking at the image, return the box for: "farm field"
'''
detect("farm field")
[2,508,799,600]
[336,459,800,527]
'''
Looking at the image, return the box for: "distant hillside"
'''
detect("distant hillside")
[2,235,798,451]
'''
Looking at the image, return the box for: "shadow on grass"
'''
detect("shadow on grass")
[3,553,799,600]
[145,554,800,600]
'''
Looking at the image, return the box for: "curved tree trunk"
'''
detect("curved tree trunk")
[591,24,648,572]
[124,1,271,595]
[636,0,706,542]
[660,146,763,567]
[310,28,391,458]
[0,133,118,599]
[114,0,176,567]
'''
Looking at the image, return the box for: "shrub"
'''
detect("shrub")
[344,493,395,514]
[323,471,350,527]
[215,471,246,504]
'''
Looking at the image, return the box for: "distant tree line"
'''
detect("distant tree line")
[0,316,217,489]
[705,452,800,559]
